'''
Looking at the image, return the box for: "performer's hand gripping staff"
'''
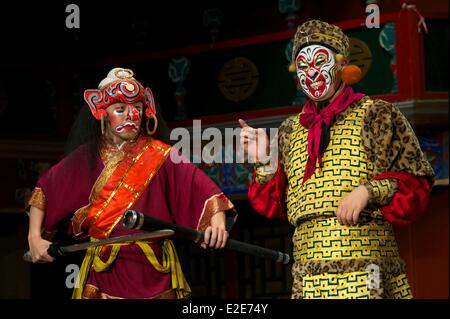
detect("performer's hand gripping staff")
[123,210,291,265]
[23,230,175,263]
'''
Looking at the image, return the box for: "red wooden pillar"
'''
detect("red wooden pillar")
[396,0,426,100]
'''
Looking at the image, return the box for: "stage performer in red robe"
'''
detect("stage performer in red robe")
[27,67,236,299]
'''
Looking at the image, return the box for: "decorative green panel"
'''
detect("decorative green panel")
[348,25,396,95]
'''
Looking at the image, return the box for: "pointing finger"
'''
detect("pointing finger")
[239,119,251,129]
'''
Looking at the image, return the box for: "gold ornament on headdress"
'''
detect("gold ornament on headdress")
[113,68,134,80]
[125,82,135,91]
[288,63,296,73]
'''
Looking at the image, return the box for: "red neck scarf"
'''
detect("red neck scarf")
[299,85,365,184]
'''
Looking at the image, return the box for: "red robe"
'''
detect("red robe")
[30,136,235,298]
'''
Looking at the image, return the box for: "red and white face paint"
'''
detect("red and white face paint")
[296,44,339,101]
[84,79,156,120]
[105,101,143,143]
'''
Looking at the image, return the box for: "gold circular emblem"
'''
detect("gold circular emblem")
[125,82,135,91]
[348,38,372,79]
[218,57,259,102]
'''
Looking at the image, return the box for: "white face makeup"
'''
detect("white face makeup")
[105,102,143,144]
[296,44,340,101]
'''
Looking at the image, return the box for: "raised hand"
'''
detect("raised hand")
[238,119,270,163]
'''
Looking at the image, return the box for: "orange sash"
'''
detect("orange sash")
[72,136,171,239]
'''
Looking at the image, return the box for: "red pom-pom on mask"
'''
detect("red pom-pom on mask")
[341,65,362,85]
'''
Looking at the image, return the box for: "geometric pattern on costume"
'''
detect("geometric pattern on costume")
[384,273,413,299]
[286,98,376,225]
[299,271,412,299]
[290,259,413,299]
[302,272,370,299]
[293,217,400,262]
[284,98,412,299]
[366,179,398,206]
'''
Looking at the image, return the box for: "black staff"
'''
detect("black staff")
[23,230,175,262]
[122,210,291,265]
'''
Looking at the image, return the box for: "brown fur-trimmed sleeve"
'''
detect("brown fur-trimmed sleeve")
[361,99,434,179]
[278,115,297,174]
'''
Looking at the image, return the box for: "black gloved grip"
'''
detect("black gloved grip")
[47,243,64,258]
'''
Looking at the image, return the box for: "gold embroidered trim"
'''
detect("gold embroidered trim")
[122,182,140,195]
[89,143,153,235]
[71,150,124,236]
[197,193,235,232]
[28,187,47,211]
[103,145,171,238]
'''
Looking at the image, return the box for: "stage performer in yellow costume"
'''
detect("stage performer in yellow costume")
[239,20,434,299]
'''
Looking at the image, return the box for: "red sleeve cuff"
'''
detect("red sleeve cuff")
[247,163,288,220]
[374,172,432,225]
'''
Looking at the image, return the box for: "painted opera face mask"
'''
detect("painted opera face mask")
[296,44,342,101]
[105,101,143,144]
[84,74,157,146]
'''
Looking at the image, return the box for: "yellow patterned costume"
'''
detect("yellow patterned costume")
[249,19,434,299]
[253,96,435,299]
[288,97,412,298]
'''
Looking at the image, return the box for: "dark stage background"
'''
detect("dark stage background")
[0,0,448,299]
